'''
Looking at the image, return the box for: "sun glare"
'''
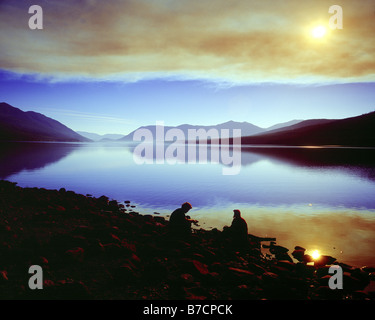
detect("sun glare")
[311,250,321,260]
[311,25,327,38]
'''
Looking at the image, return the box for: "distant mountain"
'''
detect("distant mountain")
[119,121,266,141]
[0,102,90,142]
[77,131,124,142]
[118,119,310,142]
[215,121,265,136]
[260,119,334,135]
[241,112,375,147]
[265,119,303,132]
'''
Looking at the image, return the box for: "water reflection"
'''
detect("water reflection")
[2,142,375,183]
[191,204,375,268]
[2,142,375,210]
[0,142,79,179]
[242,146,375,182]
[2,141,375,267]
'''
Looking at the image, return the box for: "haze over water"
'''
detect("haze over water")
[1,142,375,268]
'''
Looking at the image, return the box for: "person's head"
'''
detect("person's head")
[182,202,192,213]
[233,209,241,218]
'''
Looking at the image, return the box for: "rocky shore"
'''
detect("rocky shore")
[0,180,374,300]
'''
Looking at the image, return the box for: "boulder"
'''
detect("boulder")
[65,247,84,262]
[292,246,306,262]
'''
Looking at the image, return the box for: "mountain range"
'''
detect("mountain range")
[118,120,303,141]
[0,102,89,142]
[1,102,374,147]
[76,131,124,142]
[241,112,375,147]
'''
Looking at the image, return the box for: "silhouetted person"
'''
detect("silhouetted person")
[229,209,248,247]
[169,202,197,236]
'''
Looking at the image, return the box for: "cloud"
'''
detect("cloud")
[37,107,133,124]
[0,0,374,84]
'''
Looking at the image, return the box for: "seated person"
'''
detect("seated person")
[169,202,197,236]
[228,209,249,246]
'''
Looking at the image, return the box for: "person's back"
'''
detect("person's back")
[230,209,248,246]
[169,202,193,236]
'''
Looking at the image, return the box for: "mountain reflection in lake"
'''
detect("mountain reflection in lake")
[1,142,375,267]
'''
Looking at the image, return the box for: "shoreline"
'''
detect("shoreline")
[0,179,374,300]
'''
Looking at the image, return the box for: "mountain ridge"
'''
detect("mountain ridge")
[2,101,373,147]
[241,111,375,147]
[118,119,305,141]
[76,131,124,142]
[0,102,90,142]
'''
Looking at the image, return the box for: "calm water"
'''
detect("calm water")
[1,142,375,267]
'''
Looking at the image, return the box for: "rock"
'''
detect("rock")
[2,180,373,300]
[261,272,284,299]
[50,234,87,254]
[184,286,209,300]
[269,242,289,254]
[121,240,137,254]
[0,270,8,282]
[55,205,66,212]
[351,290,370,300]
[65,247,84,262]
[98,196,109,207]
[113,264,138,284]
[143,257,167,282]
[313,286,343,300]
[18,278,92,300]
[191,260,210,276]
[99,243,123,256]
[362,266,375,273]
[316,265,331,278]
[302,254,314,263]
[292,246,306,262]
[232,284,257,300]
[51,279,92,299]
[276,260,295,271]
[345,269,370,291]
[318,274,332,286]
[314,255,336,267]
[153,216,166,224]
[270,264,291,276]
[225,267,257,286]
[228,267,255,276]
[180,273,194,285]
[247,262,267,275]
[343,272,364,292]
[366,287,375,300]
[264,243,293,262]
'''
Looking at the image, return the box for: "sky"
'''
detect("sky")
[0,0,374,135]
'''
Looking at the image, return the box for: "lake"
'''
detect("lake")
[1,141,375,268]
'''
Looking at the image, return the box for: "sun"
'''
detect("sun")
[311,250,321,260]
[311,25,327,38]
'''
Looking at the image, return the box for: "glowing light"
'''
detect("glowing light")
[312,250,321,260]
[311,26,327,38]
